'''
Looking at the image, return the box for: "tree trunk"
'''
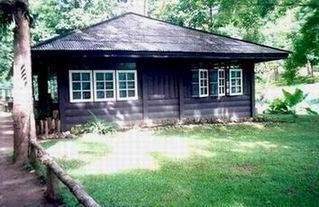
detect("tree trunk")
[12,2,35,165]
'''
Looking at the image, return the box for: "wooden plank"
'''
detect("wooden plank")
[183,106,251,116]
[142,68,149,120]
[148,105,179,113]
[64,107,143,117]
[46,167,58,201]
[250,64,256,116]
[64,113,144,125]
[184,100,250,110]
[148,111,180,119]
[179,72,184,120]
[65,100,143,110]
[147,99,179,106]
[184,95,250,104]
[183,111,251,119]
[30,140,100,207]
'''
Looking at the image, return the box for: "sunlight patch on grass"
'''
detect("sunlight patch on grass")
[75,130,214,175]
[41,115,319,207]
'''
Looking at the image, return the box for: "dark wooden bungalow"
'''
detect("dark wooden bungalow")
[31,13,289,131]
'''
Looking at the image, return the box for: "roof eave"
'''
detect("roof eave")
[31,50,289,61]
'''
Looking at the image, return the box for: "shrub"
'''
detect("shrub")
[266,88,307,114]
[70,112,118,135]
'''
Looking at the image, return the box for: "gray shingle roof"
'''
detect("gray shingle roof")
[32,13,289,59]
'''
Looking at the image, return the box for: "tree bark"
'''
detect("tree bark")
[12,1,35,165]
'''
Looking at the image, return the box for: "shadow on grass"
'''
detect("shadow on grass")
[44,115,319,207]
[59,152,319,207]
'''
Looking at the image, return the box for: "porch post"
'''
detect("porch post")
[38,65,49,116]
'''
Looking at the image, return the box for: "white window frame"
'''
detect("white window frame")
[69,70,93,103]
[229,68,243,96]
[198,69,209,97]
[93,70,116,101]
[116,70,138,101]
[218,69,226,96]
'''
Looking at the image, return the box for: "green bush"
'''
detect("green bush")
[266,88,307,114]
[70,112,118,135]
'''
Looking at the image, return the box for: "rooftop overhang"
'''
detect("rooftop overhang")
[31,50,289,63]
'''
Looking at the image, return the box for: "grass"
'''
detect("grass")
[42,115,319,207]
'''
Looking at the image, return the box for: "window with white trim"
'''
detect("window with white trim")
[94,71,115,101]
[229,68,243,95]
[209,69,225,96]
[218,69,225,96]
[116,70,138,100]
[199,69,209,97]
[69,70,93,102]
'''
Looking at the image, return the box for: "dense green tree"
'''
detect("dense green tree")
[151,0,319,84]
[284,0,319,84]
[0,26,13,81]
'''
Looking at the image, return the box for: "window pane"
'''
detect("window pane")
[82,73,90,81]
[82,82,91,90]
[96,82,104,90]
[83,92,91,99]
[128,90,135,97]
[72,73,80,81]
[119,81,126,89]
[231,87,236,94]
[72,82,81,90]
[127,81,135,89]
[105,82,113,90]
[127,73,135,80]
[73,92,81,99]
[96,91,105,99]
[118,73,126,81]
[106,91,114,98]
[119,90,127,98]
[105,73,113,80]
[96,73,104,81]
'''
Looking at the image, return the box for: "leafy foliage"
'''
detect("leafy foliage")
[267,88,307,114]
[1,0,318,85]
[70,112,118,135]
[0,26,13,81]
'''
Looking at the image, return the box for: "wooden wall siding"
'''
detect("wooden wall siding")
[147,68,179,100]
[39,56,254,130]
[57,58,144,131]
[183,96,251,119]
[143,65,180,120]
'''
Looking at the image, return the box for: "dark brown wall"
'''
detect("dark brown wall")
[35,56,255,130]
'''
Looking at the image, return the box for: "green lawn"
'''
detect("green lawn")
[42,115,319,207]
